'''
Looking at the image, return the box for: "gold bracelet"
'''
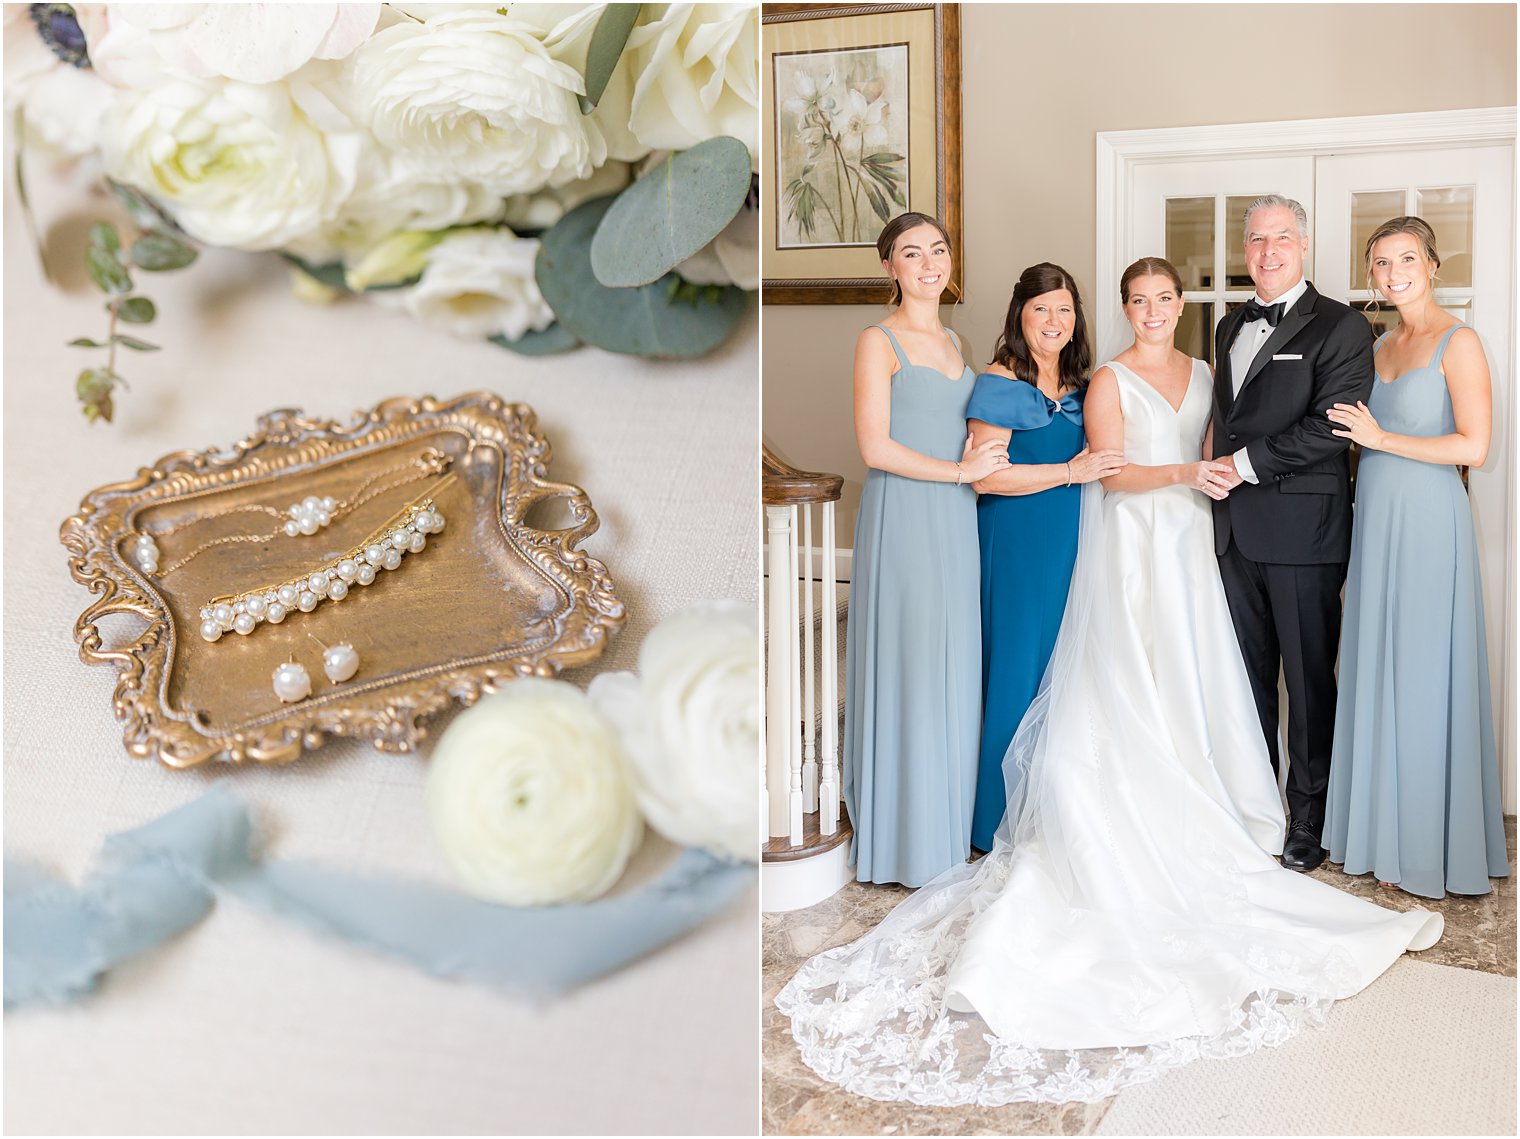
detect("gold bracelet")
[1065,462,1073,487]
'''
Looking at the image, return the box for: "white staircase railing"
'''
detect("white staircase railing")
[762,447,844,849]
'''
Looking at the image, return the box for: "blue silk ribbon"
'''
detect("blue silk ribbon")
[4,785,752,1009]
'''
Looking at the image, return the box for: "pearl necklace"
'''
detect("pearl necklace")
[198,474,455,642]
[133,448,452,578]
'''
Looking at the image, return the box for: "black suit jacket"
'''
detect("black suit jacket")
[1211,282,1374,564]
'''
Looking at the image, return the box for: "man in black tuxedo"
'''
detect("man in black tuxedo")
[1211,194,1374,873]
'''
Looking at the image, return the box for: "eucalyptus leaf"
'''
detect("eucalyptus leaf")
[85,245,132,294]
[589,136,751,287]
[107,180,177,233]
[76,368,113,402]
[576,4,641,113]
[89,222,121,255]
[115,296,156,324]
[488,323,581,356]
[68,337,109,348]
[113,334,159,352]
[131,233,197,271]
[538,195,746,358]
[282,254,350,293]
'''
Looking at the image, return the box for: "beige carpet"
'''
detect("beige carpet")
[1095,959,1516,1136]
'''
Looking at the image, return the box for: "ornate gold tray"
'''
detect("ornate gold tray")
[60,394,625,767]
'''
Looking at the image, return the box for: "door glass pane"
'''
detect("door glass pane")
[1361,305,1400,340]
[1351,190,1407,284]
[1224,195,1268,288]
[1165,197,1214,289]
[1176,301,1214,364]
[1417,186,1475,288]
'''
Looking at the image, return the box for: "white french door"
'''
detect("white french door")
[1098,109,1517,811]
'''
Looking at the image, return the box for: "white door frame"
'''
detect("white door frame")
[1095,106,1518,812]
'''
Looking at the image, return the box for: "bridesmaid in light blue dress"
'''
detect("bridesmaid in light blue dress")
[1324,216,1509,898]
[843,212,1009,887]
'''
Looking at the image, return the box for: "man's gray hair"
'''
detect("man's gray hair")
[1242,194,1309,237]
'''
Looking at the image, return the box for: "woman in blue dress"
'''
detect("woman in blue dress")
[843,212,1010,886]
[1324,216,1509,898]
[965,264,1125,850]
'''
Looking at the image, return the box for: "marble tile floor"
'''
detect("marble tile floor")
[761,816,1516,1136]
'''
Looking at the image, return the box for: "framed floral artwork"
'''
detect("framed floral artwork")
[761,3,962,304]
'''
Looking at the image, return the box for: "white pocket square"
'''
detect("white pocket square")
[1272,353,1303,361]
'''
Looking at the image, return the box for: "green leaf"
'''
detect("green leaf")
[130,233,197,271]
[576,4,641,113]
[76,367,117,423]
[85,245,132,294]
[107,180,177,232]
[113,334,159,352]
[68,337,110,348]
[89,222,121,255]
[281,254,350,293]
[488,323,581,356]
[537,195,747,358]
[115,296,156,324]
[589,135,751,287]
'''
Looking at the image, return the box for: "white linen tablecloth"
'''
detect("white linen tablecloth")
[2,170,759,1136]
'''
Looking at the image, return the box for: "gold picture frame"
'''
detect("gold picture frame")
[762,2,962,305]
[60,394,625,768]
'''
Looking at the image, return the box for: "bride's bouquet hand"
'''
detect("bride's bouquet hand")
[1184,459,1236,500]
[1067,447,1127,484]
[961,433,1011,482]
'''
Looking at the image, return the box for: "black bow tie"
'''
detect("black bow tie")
[1243,298,1285,327]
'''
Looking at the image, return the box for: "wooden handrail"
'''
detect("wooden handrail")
[763,444,843,506]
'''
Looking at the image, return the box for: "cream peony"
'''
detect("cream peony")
[350,10,608,198]
[623,4,758,169]
[426,678,644,906]
[87,4,379,86]
[398,227,555,342]
[589,601,760,862]
[99,66,362,251]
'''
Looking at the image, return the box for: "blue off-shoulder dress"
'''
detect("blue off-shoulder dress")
[966,374,1085,850]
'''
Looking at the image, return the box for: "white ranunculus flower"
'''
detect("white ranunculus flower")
[88,3,379,85]
[398,227,554,341]
[350,10,608,198]
[589,601,760,863]
[426,678,644,906]
[500,160,631,233]
[100,66,362,251]
[677,197,757,290]
[623,4,758,169]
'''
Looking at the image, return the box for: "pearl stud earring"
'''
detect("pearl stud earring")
[310,634,360,684]
[272,660,312,703]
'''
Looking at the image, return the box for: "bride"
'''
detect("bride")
[776,257,1442,1106]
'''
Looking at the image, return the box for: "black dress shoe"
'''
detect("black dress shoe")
[1280,821,1326,872]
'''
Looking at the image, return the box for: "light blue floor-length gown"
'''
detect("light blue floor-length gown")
[1325,323,1510,898]
[843,324,980,886]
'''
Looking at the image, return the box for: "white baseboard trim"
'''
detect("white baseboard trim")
[761,842,855,912]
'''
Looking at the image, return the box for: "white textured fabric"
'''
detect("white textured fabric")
[3,167,757,1134]
[1096,959,1517,1136]
[776,360,1441,1106]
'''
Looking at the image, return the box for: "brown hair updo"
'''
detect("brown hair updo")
[989,262,1092,390]
[1119,256,1185,302]
[876,211,952,307]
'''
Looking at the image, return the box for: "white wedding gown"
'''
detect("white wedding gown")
[776,359,1442,1106]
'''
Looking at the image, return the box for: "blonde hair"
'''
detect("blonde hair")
[1362,215,1441,315]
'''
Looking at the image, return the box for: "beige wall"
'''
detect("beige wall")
[762,3,1517,543]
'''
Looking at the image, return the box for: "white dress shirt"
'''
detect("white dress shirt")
[1228,276,1309,484]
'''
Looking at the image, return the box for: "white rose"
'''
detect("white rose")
[100,66,362,251]
[350,10,607,198]
[4,6,115,157]
[623,4,758,169]
[426,678,644,906]
[590,601,760,862]
[398,227,555,342]
[88,3,378,85]
[677,196,757,290]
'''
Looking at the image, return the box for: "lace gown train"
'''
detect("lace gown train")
[776,359,1442,1106]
